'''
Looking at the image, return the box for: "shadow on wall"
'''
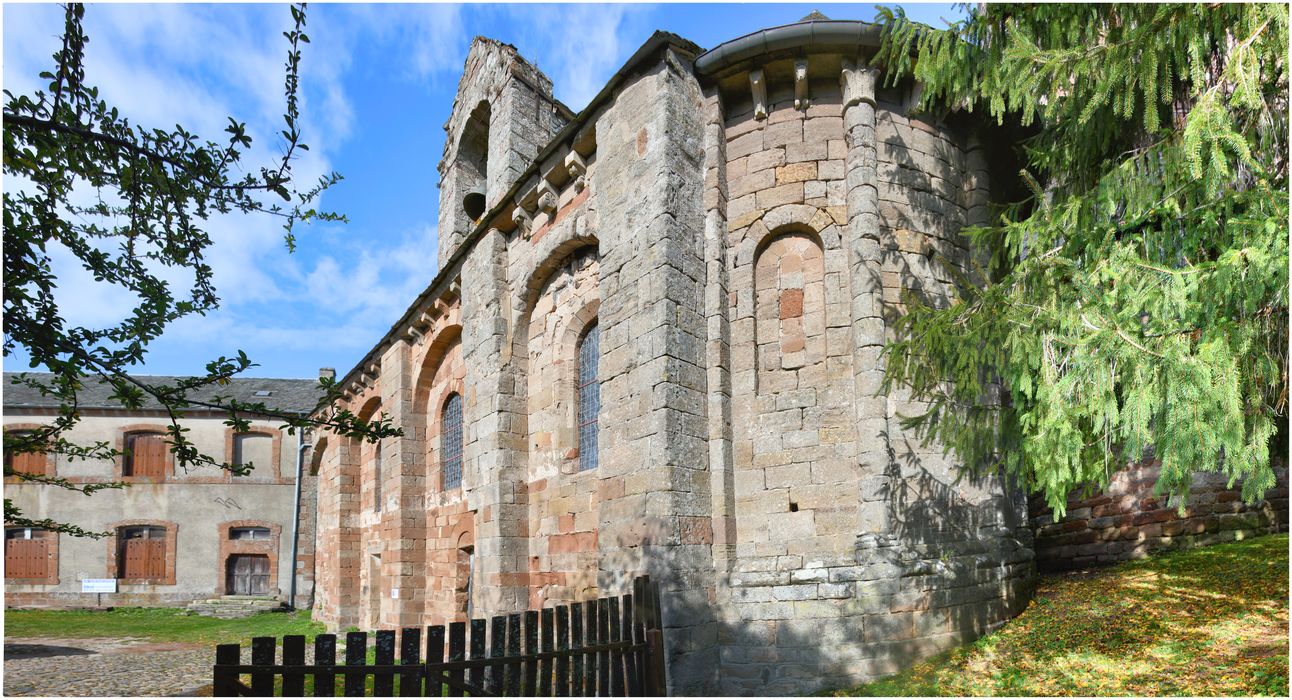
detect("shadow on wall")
[641,437,1034,695]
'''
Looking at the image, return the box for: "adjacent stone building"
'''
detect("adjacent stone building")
[4,372,321,611]
[310,16,1034,695]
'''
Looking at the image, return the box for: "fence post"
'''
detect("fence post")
[282,634,307,696]
[250,637,276,697]
[344,631,368,697]
[214,643,241,697]
[374,630,396,696]
[645,630,667,697]
[400,628,422,698]
[314,634,337,697]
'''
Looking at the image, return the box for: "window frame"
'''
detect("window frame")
[106,520,177,585]
[116,526,169,582]
[441,393,464,490]
[575,321,601,472]
[229,526,272,541]
[119,429,172,480]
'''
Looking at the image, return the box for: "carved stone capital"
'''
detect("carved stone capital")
[840,58,878,109]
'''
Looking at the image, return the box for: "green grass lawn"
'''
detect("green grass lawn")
[4,607,325,646]
[829,533,1290,697]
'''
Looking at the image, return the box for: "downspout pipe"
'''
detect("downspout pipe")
[288,426,307,610]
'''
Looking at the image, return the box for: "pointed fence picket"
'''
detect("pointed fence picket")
[212,575,666,697]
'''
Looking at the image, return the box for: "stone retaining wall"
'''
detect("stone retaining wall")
[1030,460,1289,572]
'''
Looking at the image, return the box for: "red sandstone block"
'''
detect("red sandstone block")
[1132,509,1174,526]
[679,516,714,545]
[779,289,804,319]
[598,477,625,501]
[1060,520,1087,533]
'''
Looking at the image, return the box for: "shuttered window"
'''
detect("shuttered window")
[118,526,167,580]
[124,433,168,478]
[4,431,51,477]
[577,322,600,472]
[441,393,464,490]
[5,528,50,579]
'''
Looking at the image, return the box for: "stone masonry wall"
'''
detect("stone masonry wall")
[706,56,1033,695]
[1030,460,1290,571]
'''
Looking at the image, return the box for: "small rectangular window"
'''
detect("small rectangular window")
[229,527,271,541]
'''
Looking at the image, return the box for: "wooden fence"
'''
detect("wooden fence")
[213,575,666,696]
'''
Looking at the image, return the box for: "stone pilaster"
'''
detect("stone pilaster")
[591,48,719,695]
[460,227,530,616]
[840,58,890,533]
[702,85,736,579]
[379,339,425,627]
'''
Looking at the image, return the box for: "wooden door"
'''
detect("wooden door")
[227,554,270,595]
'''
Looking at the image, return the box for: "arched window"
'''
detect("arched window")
[441,393,464,490]
[576,322,600,471]
[373,440,383,513]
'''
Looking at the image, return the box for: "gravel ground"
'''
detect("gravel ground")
[3,637,228,697]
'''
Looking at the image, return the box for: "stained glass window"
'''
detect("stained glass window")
[577,323,600,472]
[442,393,464,489]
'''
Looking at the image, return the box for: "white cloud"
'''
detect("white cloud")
[3,4,357,327]
[302,223,439,320]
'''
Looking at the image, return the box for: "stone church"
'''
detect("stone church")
[309,15,1037,695]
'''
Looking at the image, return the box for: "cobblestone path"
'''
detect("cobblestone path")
[3,637,224,696]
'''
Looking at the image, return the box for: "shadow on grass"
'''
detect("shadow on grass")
[825,533,1289,697]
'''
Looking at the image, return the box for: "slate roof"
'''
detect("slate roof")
[3,372,323,415]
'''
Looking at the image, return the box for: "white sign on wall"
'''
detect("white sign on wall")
[391,588,400,599]
[81,579,117,593]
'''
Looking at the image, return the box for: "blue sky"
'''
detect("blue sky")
[3,2,961,380]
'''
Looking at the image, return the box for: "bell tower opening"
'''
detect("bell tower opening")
[457,101,490,222]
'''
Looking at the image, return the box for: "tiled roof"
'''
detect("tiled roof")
[3,372,323,415]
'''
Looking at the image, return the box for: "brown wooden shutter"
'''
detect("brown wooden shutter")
[123,538,144,579]
[128,434,168,478]
[6,539,47,579]
[5,432,50,477]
